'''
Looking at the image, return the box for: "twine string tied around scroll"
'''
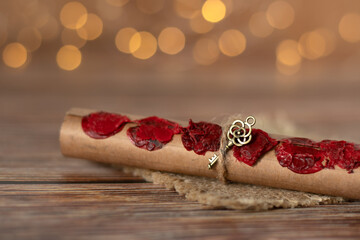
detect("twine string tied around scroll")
[216,114,255,183]
[216,115,239,183]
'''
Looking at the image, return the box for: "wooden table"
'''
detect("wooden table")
[1,69,360,239]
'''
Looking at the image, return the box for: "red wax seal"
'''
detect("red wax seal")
[181,120,222,155]
[127,116,182,151]
[319,140,360,173]
[82,111,131,139]
[233,129,278,166]
[275,138,360,174]
[275,138,324,174]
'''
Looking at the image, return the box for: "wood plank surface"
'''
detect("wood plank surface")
[1,87,360,239]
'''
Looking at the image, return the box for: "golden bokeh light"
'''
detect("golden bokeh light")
[298,29,336,60]
[130,31,157,60]
[218,29,246,57]
[249,11,273,38]
[0,0,351,74]
[276,39,302,66]
[39,16,59,41]
[174,0,203,19]
[2,42,28,68]
[339,13,360,43]
[158,27,185,55]
[106,0,129,7]
[276,60,301,76]
[32,4,50,27]
[298,31,325,60]
[193,38,219,65]
[34,12,50,29]
[17,27,42,52]
[129,32,142,54]
[115,28,138,54]
[61,28,87,48]
[56,45,82,71]
[77,14,103,41]
[266,1,295,30]
[136,0,165,14]
[190,11,214,34]
[97,1,123,21]
[60,2,88,30]
[202,0,226,23]
[316,29,336,57]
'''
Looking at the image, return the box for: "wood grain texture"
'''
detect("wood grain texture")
[1,89,360,240]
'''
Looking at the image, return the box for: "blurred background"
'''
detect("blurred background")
[1,0,360,148]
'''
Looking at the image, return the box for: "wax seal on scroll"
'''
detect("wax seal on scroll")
[208,116,256,169]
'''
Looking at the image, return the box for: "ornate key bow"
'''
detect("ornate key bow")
[208,116,256,169]
[226,116,256,149]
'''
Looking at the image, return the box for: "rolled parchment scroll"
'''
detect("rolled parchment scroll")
[60,108,360,199]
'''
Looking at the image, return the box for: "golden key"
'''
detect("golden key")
[208,116,256,169]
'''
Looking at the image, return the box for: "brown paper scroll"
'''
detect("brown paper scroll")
[60,108,360,200]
